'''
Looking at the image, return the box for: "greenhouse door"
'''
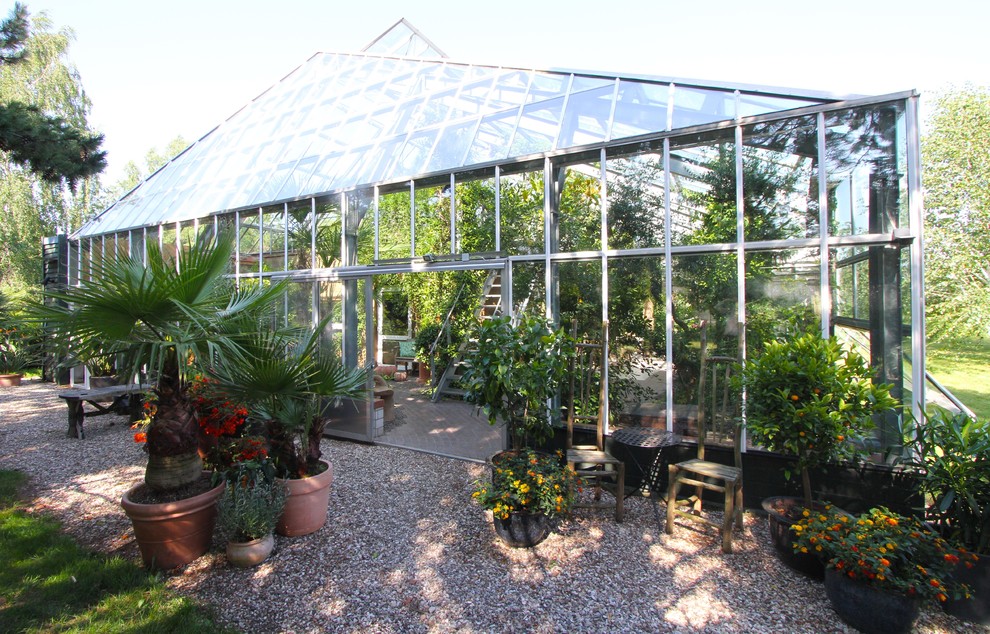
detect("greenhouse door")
[322,275,375,442]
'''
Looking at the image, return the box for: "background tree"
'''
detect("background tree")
[922,86,990,340]
[0,4,104,187]
[0,8,104,292]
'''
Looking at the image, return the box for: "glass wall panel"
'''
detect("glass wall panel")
[510,98,564,156]
[345,190,373,266]
[261,205,286,272]
[669,130,737,246]
[287,281,315,329]
[378,187,411,260]
[556,259,603,428]
[605,149,665,250]
[608,256,666,431]
[315,195,343,268]
[380,287,410,337]
[161,225,177,265]
[500,169,544,255]
[319,280,344,359]
[114,232,129,260]
[217,214,235,269]
[130,229,145,265]
[826,103,907,236]
[832,247,870,323]
[557,161,601,253]
[746,247,820,354]
[742,116,820,241]
[286,201,313,270]
[510,261,546,318]
[414,181,452,257]
[178,221,196,255]
[454,173,496,253]
[671,252,739,443]
[237,211,260,274]
[68,240,80,286]
[81,239,91,282]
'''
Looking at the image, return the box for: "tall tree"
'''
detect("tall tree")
[922,86,990,340]
[0,8,103,291]
[0,3,105,187]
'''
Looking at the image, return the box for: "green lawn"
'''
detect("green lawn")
[0,470,232,633]
[926,337,990,421]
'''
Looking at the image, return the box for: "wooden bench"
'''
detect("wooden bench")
[57,384,151,439]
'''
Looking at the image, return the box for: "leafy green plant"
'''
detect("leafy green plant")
[792,505,974,603]
[0,291,38,374]
[904,409,990,554]
[738,332,899,509]
[472,449,576,519]
[217,462,287,543]
[461,314,576,448]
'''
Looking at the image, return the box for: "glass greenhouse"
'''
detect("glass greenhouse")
[71,20,925,454]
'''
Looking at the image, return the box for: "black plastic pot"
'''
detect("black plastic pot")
[763,496,831,579]
[944,551,990,624]
[824,567,919,634]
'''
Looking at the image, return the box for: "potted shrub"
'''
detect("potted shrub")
[0,292,37,386]
[792,505,973,633]
[38,232,287,568]
[216,444,286,568]
[461,314,576,449]
[905,408,990,623]
[737,332,898,575]
[205,323,367,536]
[414,322,443,385]
[472,449,576,547]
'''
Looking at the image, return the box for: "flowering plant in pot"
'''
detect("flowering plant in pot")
[904,408,990,623]
[472,449,576,547]
[0,291,38,385]
[792,505,972,633]
[216,446,286,568]
[461,314,576,449]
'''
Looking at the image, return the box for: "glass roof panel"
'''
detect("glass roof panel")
[610,80,669,140]
[76,39,845,238]
[671,86,735,129]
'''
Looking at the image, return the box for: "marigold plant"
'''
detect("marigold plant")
[472,450,576,520]
[792,505,975,603]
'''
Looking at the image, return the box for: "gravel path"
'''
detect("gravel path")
[1,379,982,633]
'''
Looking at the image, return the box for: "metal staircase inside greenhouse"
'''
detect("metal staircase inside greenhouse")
[432,270,503,402]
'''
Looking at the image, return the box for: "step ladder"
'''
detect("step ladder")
[432,270,502,402]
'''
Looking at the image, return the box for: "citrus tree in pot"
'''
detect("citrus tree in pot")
[461,314,576,450]
[38,232,287,568]
[737,332,898,575]
[905,409,990,624]
[204,321,368,536]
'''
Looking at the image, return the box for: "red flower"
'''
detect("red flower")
[133,432,147,443]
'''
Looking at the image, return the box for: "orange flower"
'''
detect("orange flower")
[944,554,959,564]
[790,394,799,401]
[133,432,147,443]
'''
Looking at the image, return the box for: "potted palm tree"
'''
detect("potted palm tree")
[38,232,286,568]
[204,322,368,536]
[737,332,898,576]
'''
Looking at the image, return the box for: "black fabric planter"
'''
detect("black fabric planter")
[763,496,829,579]
[944,551,990,624]
[492,512,550,548]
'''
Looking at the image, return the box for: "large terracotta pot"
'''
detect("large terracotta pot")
[944,551,990,624]
[276,460,333,536]
[121,475,224,570]
[226,533,275,568]
[824,567,920,634]
[763,496,835,579]
[0,373,23,387]
[492,512,551,548]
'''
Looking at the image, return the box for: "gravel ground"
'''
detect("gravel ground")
[1,379,984,633]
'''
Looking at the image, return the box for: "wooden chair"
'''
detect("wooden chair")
[565,320,625,522]
[665,326,742,553]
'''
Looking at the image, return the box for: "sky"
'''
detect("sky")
[22,0,990,183]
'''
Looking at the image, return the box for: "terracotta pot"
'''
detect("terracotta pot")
[763,496,837,579]
[824,567,920,634]
[121,475,224,570]
[226,533,275,568]
[276,460,333,536]
[944,551,990,624]
[0,373,23,387]
[144,451,204,492]
[492,512,551,548]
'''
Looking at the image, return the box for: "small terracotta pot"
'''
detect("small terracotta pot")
[0,373,23,387]
[226,533,275,568]
[276,461,333,537]
[121,475,224,570]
